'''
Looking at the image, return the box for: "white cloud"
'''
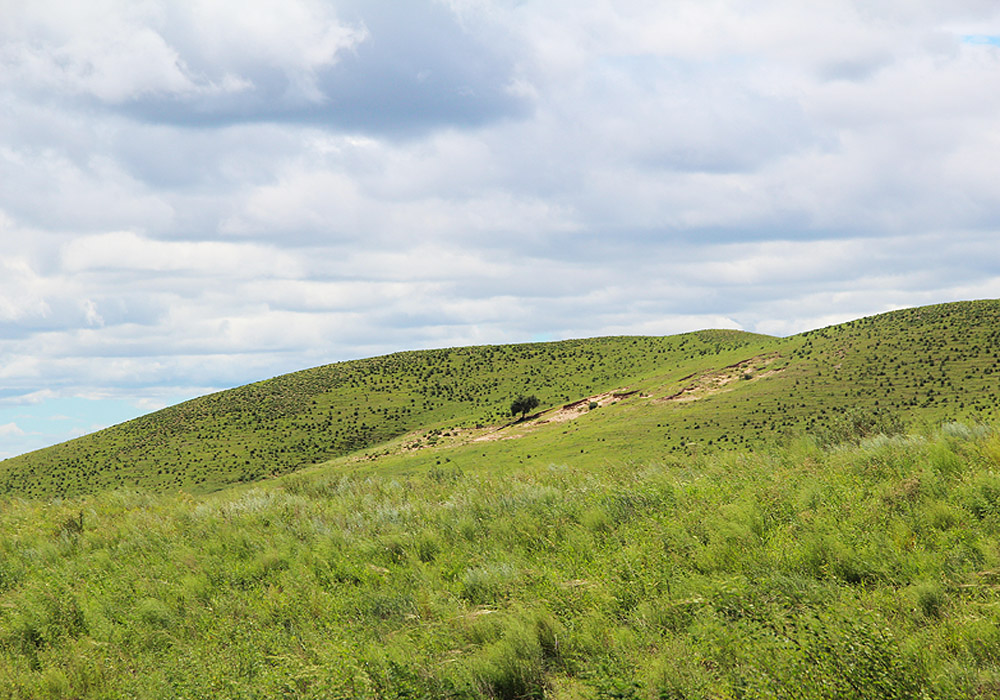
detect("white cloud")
[0,0,365,104]
[0,257,52,322]
[179,0,366,102]
[2,0,1000,457]
[0,423,25,437]
[61,231,301,277]
[0,145,176,231]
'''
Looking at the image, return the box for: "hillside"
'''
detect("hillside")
[2,300,1000,697]
[0,331,772,498]
[2,422,999,698]
[4,299,1000,499]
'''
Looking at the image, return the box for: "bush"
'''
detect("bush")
[907,581,946,618]
[740,611,925,699]
[461,563,516,604]
[818,407,904,446]
[471,609,562,700]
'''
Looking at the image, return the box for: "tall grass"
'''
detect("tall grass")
[1,423,1000,697]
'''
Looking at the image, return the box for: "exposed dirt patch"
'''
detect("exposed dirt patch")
[471,429,513,443]
[469,389,645,441]
[658,353,784,404]
[540,390,641,424]
[469,426,518,443]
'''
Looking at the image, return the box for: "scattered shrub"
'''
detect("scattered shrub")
[415,530,441,562]
[135,598,172,629]
[580,507,611,533]
[818,407,905,446]
[471,609,561,700]
[461,563,516,604]
[907,581,946,618]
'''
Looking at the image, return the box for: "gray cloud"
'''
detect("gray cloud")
[1,0,529,135]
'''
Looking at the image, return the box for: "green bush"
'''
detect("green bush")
[471,610,561,700]
[461,563,516,604]
[818,407,905,446]
[907,581,947,618]
[136,598,172,629]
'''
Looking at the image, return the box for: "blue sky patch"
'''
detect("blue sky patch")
[961,35,1000,46]
[0,396,190,459]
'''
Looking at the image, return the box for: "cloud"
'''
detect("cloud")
[0,423,25,437]
[1,0,363,103]
[2,0,1000,457]
[1,0,526,135]
[61,231,301,277]
[0,256,52,323]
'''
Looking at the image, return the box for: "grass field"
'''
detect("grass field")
[2,422,1000,698]
[0,331,773,498]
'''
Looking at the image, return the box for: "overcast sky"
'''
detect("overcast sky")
[2,0,1000,458]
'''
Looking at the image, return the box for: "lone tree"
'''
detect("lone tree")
[510,395,540,420]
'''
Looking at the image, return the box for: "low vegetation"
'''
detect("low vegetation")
[3,299,1000,697]
[2,421,1000,698]
[0,331,771,498]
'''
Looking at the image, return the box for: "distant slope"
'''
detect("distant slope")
[624,299,1000,451]
[5,299,1000,500]
[0,330,771,498]
[354,299,1000,476]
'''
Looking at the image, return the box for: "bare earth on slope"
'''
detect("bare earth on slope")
[658,353,784,403]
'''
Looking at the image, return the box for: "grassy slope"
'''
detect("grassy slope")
[0,331,772,498]
[2,300,1000,697]
[1,425,1000,698]
[5,299,1000,499]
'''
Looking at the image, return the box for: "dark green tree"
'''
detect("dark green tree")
[511,395,540,420]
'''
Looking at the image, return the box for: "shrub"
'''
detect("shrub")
[581,507,611,533]
[818,407,904,446]
[136,598,172,629]
[415,530,441,562]
[940,422,987,442]
[471,610,561,700]
[907,581,946,618]
[461,563,516,604]
[740,611,925,699]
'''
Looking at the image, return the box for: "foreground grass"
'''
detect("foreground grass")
[3,424,1000,698]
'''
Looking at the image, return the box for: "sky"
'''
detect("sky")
[2,0,1000,459]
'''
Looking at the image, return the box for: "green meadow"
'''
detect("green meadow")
[3,425,1000,698]
[2,299,1000,697]
[0,330,773,498]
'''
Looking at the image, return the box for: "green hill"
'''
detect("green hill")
[3,299,1000,698]
[5,299,1000,499]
